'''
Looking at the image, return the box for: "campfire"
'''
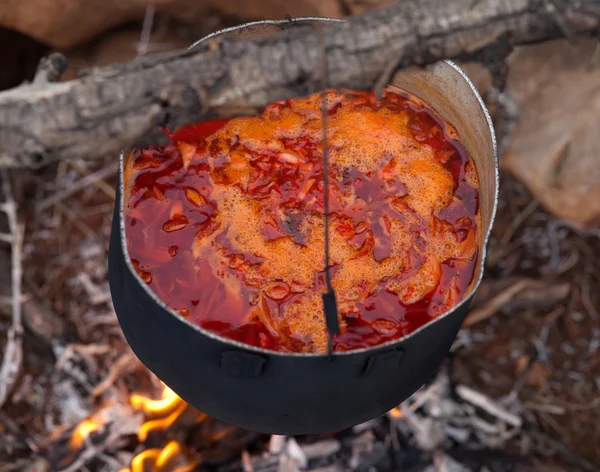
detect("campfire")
[65,376,408,472]
[54,356,540,472]
[62,378,216,471]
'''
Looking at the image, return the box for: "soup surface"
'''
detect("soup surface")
[124,87,480,353]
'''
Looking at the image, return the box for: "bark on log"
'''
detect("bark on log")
[0,0,598,168]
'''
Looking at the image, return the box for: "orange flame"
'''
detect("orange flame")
[388,407,403,418]
[70,417,102,449]
[120,440,197,472]
[130,383,206,441]
[130,383,182,416]
[70,382,203,471]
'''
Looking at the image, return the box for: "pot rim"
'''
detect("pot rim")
[117,17,499,358]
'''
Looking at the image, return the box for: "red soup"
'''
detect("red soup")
[124,87,480,353]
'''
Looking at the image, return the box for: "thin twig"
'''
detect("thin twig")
[463,279,536,328]
[37,162,118,212]
[92,352,137,397]
[0,294,31,307]
[0,169,23,410]
[544,220,563,273]
[543,306,566,324]
[580,278,599,319]
[68,160,116,200]
[241,450,254,472]
[138,5,156,57]
[455,385,522,428]
[547,0,576,44]
[56,202,97,238]
[530,430,598,472]
[402,376,443,414]
[511,353,537,395]
[523,402,566,415]
[52,159,68,227]
[500,199,539,247]
[542,396,600,412]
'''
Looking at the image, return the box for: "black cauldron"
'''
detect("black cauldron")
[108,18,498,435]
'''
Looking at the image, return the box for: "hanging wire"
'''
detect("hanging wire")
[316,25,339,355]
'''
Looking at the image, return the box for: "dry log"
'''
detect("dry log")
[0,0,599,168]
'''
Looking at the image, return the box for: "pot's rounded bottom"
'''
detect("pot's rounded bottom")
[109,203,468,434]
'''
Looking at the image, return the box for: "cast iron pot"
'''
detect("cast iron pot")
[108,18,498,435]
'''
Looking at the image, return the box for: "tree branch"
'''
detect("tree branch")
[0,169,24,410]
[0,0,598,168]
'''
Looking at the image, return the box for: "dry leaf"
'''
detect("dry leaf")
[502,39,600,229]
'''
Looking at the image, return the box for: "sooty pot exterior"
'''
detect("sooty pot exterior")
[110,206,470,434]
[108,18,498,435]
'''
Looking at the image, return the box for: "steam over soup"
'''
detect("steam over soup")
[124,87,480,353]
